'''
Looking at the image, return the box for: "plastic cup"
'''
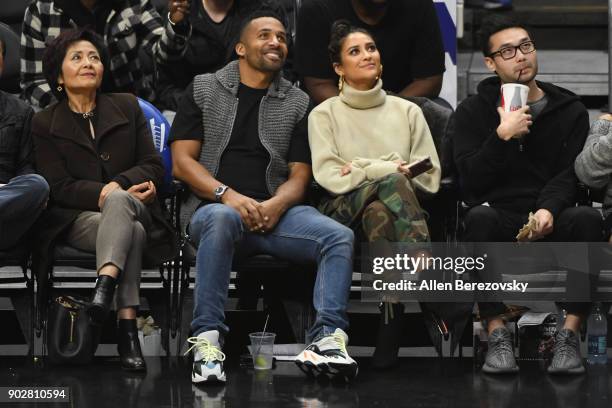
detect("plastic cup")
[501,83,529,112]
[249,332,276,370]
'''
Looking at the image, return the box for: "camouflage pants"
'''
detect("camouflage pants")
[319,173,430,243]
[320,173,430,303]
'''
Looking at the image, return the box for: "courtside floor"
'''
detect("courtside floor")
[0,356,610,407]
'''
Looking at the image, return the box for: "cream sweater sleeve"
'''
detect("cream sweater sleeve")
[406,105,441,194]
[352,152,403,181]
[308,108,368,195]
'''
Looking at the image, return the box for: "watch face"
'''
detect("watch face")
[215,185,227,201]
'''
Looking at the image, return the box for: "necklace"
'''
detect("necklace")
[68,101,96,119]
[81,110,95,119]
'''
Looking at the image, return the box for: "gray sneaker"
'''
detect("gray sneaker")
[482,327,519,374]
[548,329,585,375]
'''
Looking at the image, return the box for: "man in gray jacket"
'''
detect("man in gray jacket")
[0,37,49,250]
[576,114,612,235]
[170,9,357,385]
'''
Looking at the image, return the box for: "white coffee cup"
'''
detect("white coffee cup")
[501,83,529,113]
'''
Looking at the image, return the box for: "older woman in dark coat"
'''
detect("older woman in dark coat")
[32,28,176,372]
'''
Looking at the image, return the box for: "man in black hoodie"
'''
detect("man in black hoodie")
[453,15,602,375]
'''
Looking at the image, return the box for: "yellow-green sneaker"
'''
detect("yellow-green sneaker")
[186,330,226,383]
[295,328,358,380]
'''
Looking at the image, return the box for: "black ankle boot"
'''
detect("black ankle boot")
[117,319,146,372]
[88,275,116,324]
[372,302,405,369]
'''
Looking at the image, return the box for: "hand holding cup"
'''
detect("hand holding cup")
[497,83,532,141]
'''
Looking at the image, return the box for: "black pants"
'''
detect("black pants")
[463,205,603,318]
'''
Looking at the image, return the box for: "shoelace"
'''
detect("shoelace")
[491,336,514,356]
[185,337,226,363]
[553,336,576,359]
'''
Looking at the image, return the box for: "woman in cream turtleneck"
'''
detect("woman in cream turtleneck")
[308,20,441,369]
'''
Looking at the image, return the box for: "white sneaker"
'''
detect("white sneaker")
[186,330,227,383]
[295,328,358,380]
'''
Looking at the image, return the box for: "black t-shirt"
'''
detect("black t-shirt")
[198,0,234,50]
[528,95,549,121]
[61,0,112,35]
[169,81,311,200]
[296,0,446,94]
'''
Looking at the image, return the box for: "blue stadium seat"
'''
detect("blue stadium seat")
[137,98,174,196]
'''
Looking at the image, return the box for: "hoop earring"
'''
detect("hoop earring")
[57,85,63,92]
[338,75,344,92]
[376,64,383,81]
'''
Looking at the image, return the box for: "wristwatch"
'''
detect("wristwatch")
[214,184,229,202]
[167,12,179,26]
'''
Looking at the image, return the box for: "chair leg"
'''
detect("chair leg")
[170,260,190,356]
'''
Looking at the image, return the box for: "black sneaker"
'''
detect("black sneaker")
[548,329,585,375]
[482,327,519,374]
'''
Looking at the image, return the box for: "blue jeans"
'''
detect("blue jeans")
[0,174,49,250]
[189,204,354,342]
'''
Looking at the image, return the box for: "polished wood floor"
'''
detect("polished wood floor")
[0,356,610,408]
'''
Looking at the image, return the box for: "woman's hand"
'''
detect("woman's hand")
[340,163,352,176]
[397,162,412,178]
[98,181,122,209]
[128,181,157,204]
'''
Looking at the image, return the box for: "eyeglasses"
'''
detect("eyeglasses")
[488,41,536,60]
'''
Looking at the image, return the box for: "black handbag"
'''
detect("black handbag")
[47,295,100,365]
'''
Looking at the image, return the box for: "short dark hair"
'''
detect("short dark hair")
[0,35,5,58]
[328,20,372,65]
[237,5,286,41]
[42,28,108,100]
[479,14,532,56]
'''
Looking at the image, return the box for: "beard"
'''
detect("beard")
[248,56,284,74]
[247,50,285,74]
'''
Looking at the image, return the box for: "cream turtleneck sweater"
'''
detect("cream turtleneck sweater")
[308,80,441,195]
